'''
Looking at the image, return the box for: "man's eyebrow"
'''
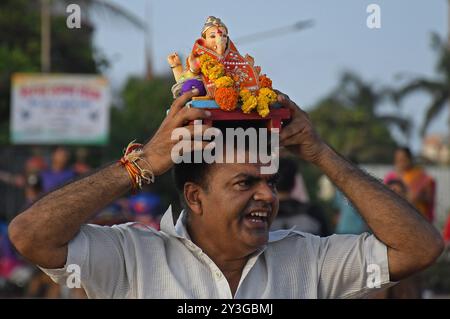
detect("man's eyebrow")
[232,173,259,180]
[232,172,279,181]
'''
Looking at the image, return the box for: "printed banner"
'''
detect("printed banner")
[10,73,110,145]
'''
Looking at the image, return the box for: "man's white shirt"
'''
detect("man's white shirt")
[40,205,394,298]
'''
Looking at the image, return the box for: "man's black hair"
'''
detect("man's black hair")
[276,157,298,193]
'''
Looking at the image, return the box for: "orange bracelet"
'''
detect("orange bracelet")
[120,157,138,190]
[119,141,155,191]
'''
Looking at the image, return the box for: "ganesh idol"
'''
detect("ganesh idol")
[167,16,279,117]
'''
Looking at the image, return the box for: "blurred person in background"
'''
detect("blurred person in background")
[385,147,436,223]
[333,157,369,235]
[0,154,47,189]
[333,190,369,235]
[73,147,91,176]
[40,147,76,193]
[89,201,131,227]
[443,211,450,245]
[23,173,43,207]
[270,157,331,236]
[0,220,33,297]
[128,192,163,230]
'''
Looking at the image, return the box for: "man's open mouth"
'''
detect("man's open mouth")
[244,211,269,225]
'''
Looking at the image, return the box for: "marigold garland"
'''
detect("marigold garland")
[200,55,224,80]
[259,87,277,103]
[256,88,277,118]
[199,54,277,115]
[214,76,234,88]
[215,87,238,111]
[239,89,257,114]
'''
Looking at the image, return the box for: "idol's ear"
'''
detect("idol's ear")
[183,182,204,216]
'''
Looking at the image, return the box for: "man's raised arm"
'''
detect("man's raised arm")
[277,93,444,281]
[8,89,211,269]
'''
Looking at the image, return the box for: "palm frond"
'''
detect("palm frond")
[378,115,411,135]
[393,79,445,104]
[59,0,146,30]
[420,91,449,136]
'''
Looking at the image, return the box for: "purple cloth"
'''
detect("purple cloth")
[40,169,76,193]
[181,79,206,96]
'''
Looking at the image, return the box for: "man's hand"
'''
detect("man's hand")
[143,89,213,176]
[277,91,327,164]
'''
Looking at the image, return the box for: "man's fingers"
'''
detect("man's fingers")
[183,124,217,140]
[174,107,212,126]
[280,123,302,142]
[280,133,301,147]
[273,91,310,141]
[277,94,302,113]
[167,89,200,117]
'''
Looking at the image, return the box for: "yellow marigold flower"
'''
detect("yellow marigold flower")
[239,89,252,100]
[259,87,277,104]
[241,94,257,114]
[201,60,216,76]
[257,94,271,118]
[257,106,270,118]
[207,64,224,80]
[255,87,277,117]
[199,54,213,65]
[214,76,234,88]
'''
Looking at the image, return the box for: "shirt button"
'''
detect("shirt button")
[215,272,222,279]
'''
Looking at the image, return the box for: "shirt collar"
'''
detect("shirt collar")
[159,205,302,243]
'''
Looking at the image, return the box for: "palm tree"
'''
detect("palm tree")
[310,71,410,163]
[40,0,147,73]
[394,33,450,136]
[333,72,411,134]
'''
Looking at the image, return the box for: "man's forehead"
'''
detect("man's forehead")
[213,162,277,178]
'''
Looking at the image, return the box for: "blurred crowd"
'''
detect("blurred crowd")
[0,146,164,298]
[1,145,449,298]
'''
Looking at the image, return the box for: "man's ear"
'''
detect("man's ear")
[184,182,204,216]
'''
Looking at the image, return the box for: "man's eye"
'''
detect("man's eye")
[238,180,251,188]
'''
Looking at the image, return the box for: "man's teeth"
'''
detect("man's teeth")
[249,212,268,217]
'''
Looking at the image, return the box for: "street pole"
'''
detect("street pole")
[41,0,51,73]
[145,0,153,80]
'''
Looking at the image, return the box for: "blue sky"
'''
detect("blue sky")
[90,0,448,152]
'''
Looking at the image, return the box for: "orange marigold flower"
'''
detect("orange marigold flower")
[215,87,238,111]
[259,75,273,88]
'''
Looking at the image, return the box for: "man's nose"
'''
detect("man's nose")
[253,182,276,203]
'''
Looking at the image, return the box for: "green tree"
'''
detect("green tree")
[394,33,450,136]
[309,72,408,163]
[0,0,106,143]
[0,0,146,144]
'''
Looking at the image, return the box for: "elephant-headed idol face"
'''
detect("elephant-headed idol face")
[203,26,228,56]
